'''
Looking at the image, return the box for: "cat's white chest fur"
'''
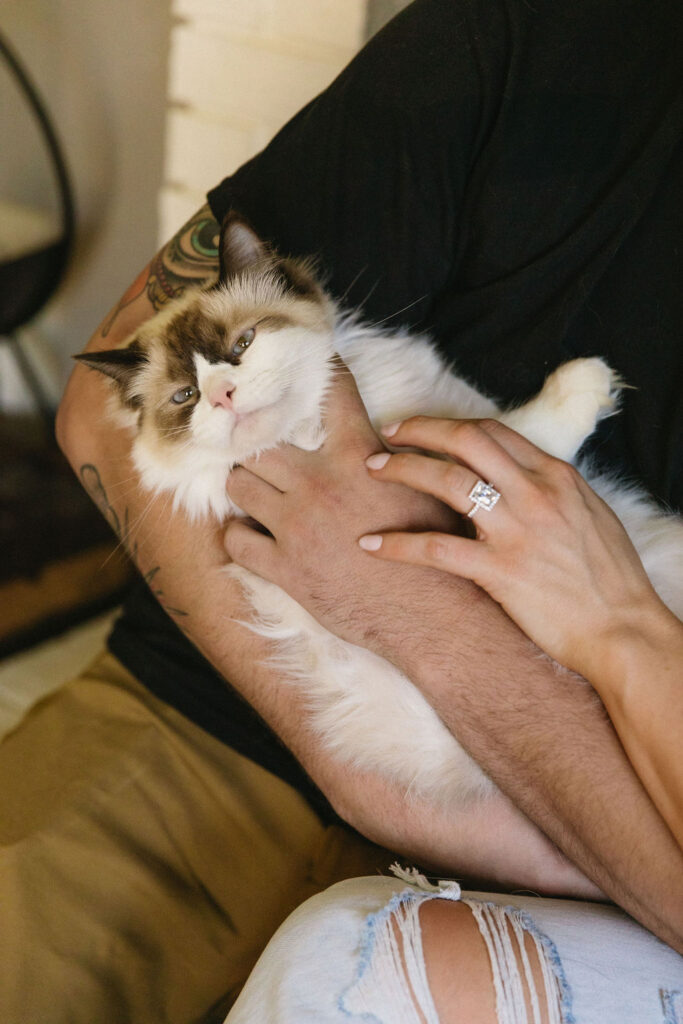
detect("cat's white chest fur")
[134,442,237,520]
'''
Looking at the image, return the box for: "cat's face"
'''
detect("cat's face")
[128,269,333,467]
[78,217,336,473]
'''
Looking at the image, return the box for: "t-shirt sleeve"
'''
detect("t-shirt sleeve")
[208,0,502,330]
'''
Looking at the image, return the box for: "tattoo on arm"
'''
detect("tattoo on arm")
[79,463,188,618]
[101,204,220,337]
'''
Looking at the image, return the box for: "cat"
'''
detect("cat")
[77,213,683,805]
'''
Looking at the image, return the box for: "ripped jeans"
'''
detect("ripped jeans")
[224,868,683,1023]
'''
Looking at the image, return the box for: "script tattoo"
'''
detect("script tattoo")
[101,204,220,337]
[79,463,188,618]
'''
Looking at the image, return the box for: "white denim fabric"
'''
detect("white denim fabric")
[224,870,683,1024]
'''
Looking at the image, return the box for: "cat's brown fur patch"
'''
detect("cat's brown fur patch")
[165,305,236,374]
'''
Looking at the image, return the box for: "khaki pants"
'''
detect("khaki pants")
[0,651,394,1024]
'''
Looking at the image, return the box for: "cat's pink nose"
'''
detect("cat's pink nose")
[210,385,235,410]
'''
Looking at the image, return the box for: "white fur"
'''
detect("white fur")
[124,298,683,806]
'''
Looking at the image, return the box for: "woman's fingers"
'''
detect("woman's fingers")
[366,420,523,527]
[358,529,485,580]
[365,449,499,520]
[382,416,548,473]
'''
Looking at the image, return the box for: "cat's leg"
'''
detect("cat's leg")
[223,564,490,804]
[499,358,621,462]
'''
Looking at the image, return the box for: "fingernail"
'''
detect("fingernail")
[358,534,383,551]
[365,452,391,470]
[381,421,402,437]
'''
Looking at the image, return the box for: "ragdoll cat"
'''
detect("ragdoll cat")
[77,214,683,805]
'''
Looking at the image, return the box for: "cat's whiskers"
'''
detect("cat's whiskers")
[105,474,156,495]
[353,275,380,316]
[150,489,179,552]
[364,293,428,331]
[96,542,132,574]
[335,264,369,308]
[97,482,165,570]
[174,437,202,456]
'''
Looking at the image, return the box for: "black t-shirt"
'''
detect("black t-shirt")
[109,0,683,816]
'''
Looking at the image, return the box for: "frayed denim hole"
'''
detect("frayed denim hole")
[463,899,575,1024]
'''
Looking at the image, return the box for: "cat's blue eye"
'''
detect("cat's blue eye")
[231,327,255,357]
[171,386,197,405]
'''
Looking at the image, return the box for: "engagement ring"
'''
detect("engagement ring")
[467,480,501,517]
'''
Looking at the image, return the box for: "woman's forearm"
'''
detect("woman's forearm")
[586,605,683,850]
[348,416,683,947]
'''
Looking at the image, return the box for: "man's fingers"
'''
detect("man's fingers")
[226,466,281,527]
[224,519,280,583]
[357,529,484,580]
[240,446,295,490]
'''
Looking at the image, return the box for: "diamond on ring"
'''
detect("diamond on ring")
[466,480,501,517]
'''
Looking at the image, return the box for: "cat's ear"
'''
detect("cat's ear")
[217,213,270,285]
[74,345,147,385]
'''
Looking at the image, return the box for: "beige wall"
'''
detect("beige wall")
[0,0,171,405]
[159,0,412,241]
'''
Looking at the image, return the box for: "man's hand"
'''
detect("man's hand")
[224,367,465,659]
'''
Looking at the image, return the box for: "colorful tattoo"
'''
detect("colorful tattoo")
[79,463,188,618]
[101,204,220,337]
[146,205,220,311]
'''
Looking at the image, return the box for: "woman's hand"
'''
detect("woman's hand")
[359,415,672,681]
